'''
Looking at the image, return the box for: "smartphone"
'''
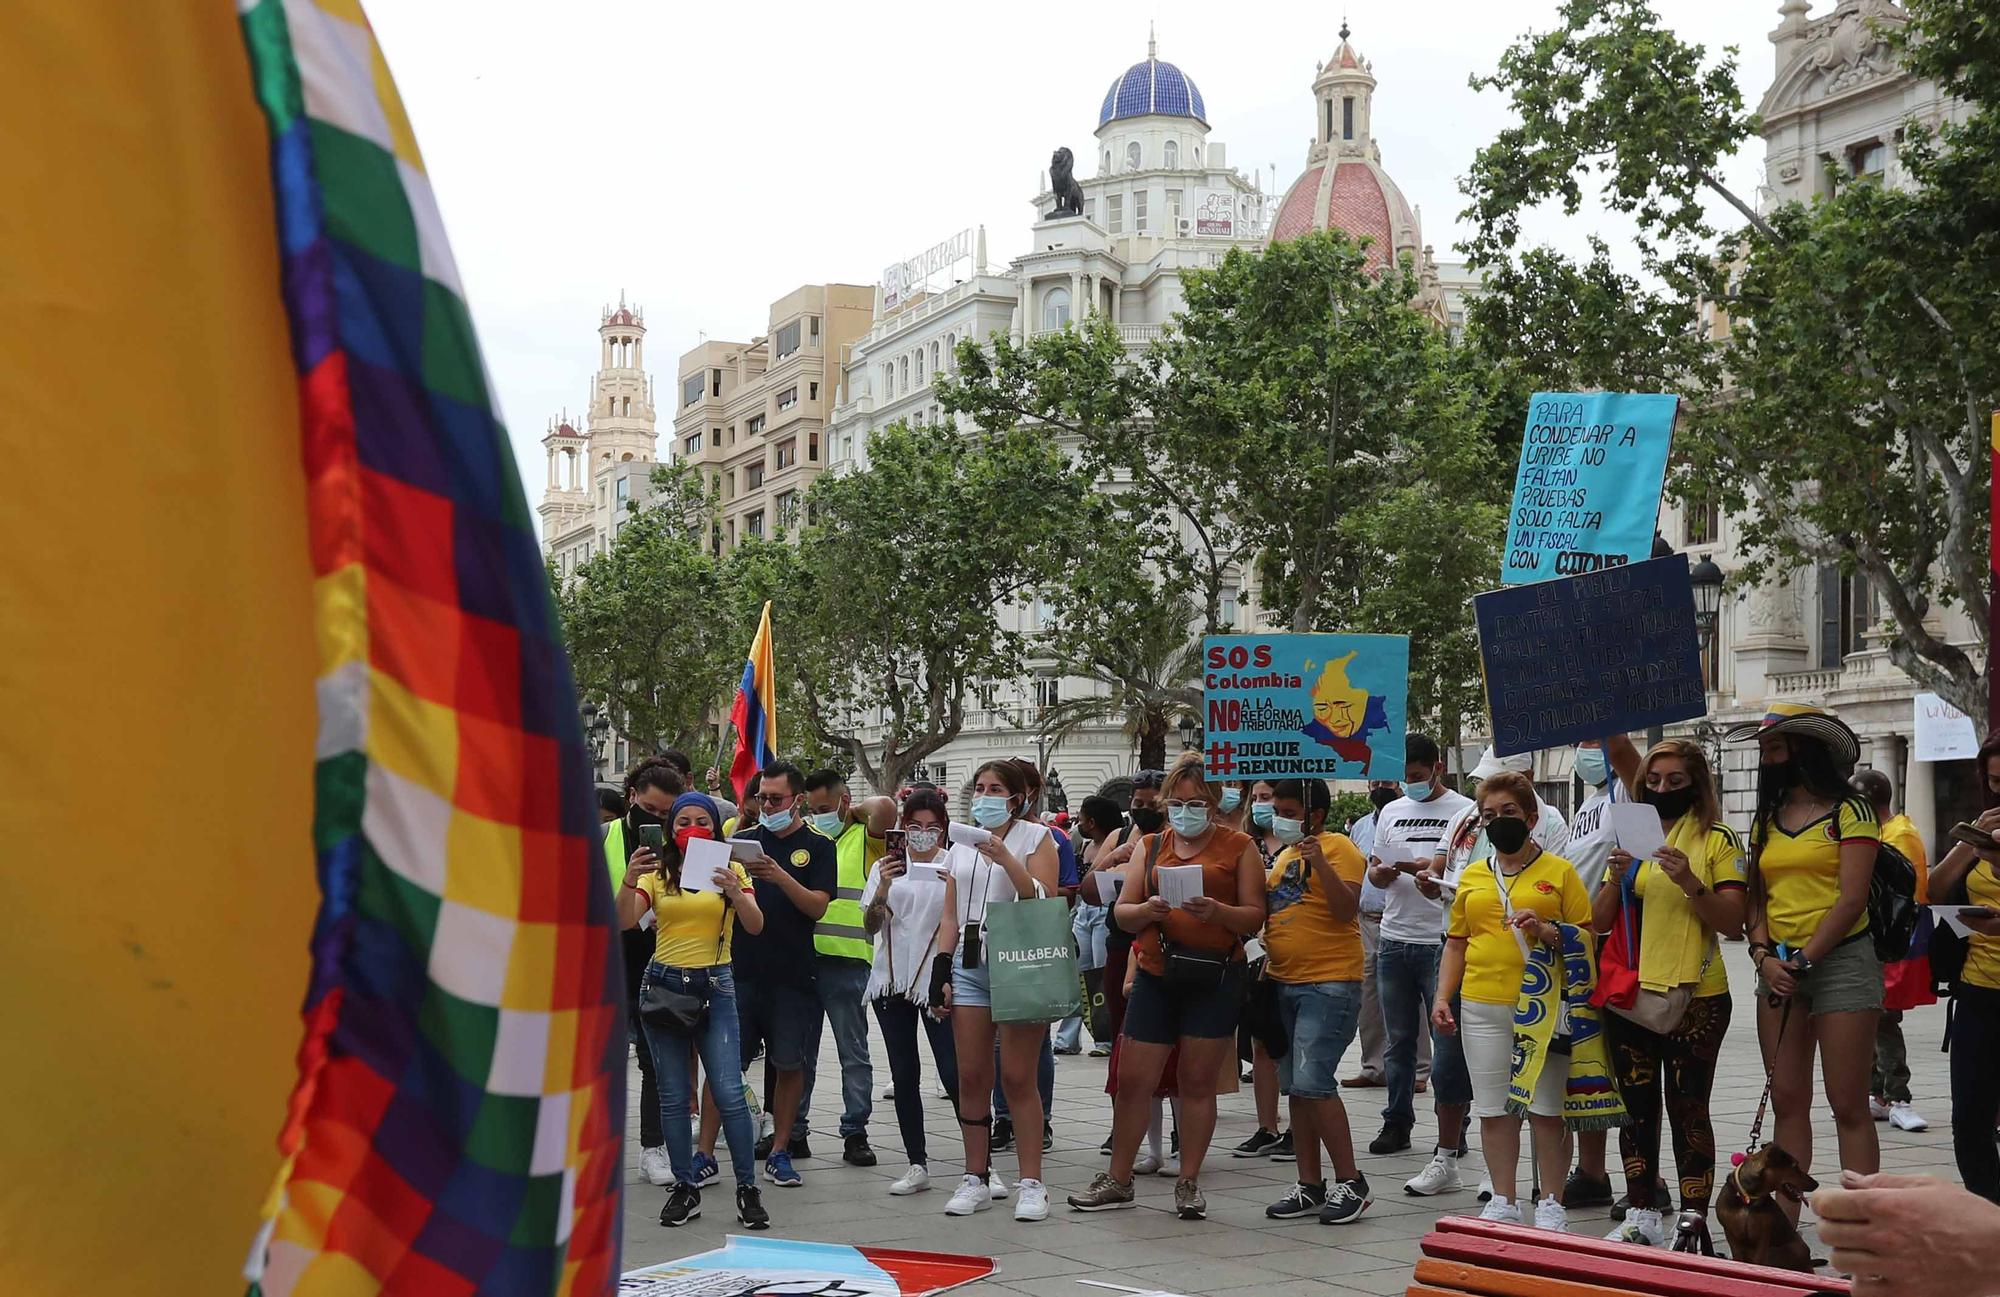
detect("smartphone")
[634,824,667,855]
[1962,907,1998,921]
[1952,822,1999,851]
[883,829,906,854]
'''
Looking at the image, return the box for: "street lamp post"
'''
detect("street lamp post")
[1688,556,1727,793]
[1179,714,1202,752]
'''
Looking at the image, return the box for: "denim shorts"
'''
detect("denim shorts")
[735,975,819,1071]
[1276,980,1363,1100]
[1123,965,1246,1044]
[951,947,992,1008]
[1756,932,1883,1016]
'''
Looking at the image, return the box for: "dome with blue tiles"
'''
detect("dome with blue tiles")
[1099,34,1207,128]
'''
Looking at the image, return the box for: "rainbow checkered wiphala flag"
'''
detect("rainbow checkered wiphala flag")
[238,1,623,1292]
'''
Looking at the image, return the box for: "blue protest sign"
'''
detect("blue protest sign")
[1475,553,1706,757]
[1502,392,1679,584]
[1201,634,1408,781]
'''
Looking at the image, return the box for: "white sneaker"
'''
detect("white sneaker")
[989,1170,1009,1200]
[1158,1155,1181,1177]
[1479,1196,1522,1224]
[639,1146,673,1186]
[1477,1175,1495,1202]
[1889,1102,1930,1132]
[1869,1095,1891,1121]
[1606,1206,1668,1247]
[1534,1195,1569,1232]
[890,1164,930,1195]
[1014,1178,1050,1221]
[1132,1149,1163,1176]
[945,1174,991,1215]
[1405,1151,1464,1197]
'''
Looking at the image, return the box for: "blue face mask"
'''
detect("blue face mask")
[762,804,797,834]
[1250,801,1275,829]
[1217,787,1243,813]
[1271,814,1305,844]
[1573,747,1608,787]
[1169,804,1211,837]
[1404,780,1435,802]
[809,812,844,838]
[970,795,1013,829]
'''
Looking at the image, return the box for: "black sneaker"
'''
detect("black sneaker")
[843,1133,878,1168]
[1368,1124,1412,1155]
[1319,1176,1373,1226]
[1562,1168,1613,1208]
[754,1132,775,1161]
[1100,1132,1114,1156]
[1269,1129,1296,1161]
[1265,1180,1327,1220]
[1170,1127,1180,1157]
[991,1117,1015,1151]
[1234,1128,1282,1158]
[789,1133,813,1160]
[1043,1125,1054,1153]
[735,1184,770,1231]
[659,1183,701,1227]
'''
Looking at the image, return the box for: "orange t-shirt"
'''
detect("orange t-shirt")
[1135,827,1258,975]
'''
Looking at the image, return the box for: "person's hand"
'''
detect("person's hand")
[1606,847,1640,887]
[704,766,720,790]
[1431,1000,1458,1035]
[1976,807,2000,834]
[1762,956,1798,999]
[1656,845,1694,888]
[1510,910,1553,945]
[1183,895,1220,922]
[1963,912,2000,939]
[745,853,783,883]
[1815,1170,2000,1297]
[624,847,662,886]
[876,852,906,882]
[975,837,1022,871]
[931,984,953,1019]
[1299,836,1326,871]
[1141,895,1172,922]
[1415,873,1443,899]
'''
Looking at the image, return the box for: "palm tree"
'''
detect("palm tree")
[1035,598,1204,773]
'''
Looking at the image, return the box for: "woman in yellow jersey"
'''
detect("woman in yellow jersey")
[616,791,769,1229]
[1731,704,1881,1201]
[1925,733,2000,1202]
[1434,772,1593,1232]
[1595,740,1745,1249]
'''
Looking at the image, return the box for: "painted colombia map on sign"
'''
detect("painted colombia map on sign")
[1201,635,1409,782]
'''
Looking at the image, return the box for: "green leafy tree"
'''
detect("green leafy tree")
[1462,0,1998,716]
[785,420,1092,793]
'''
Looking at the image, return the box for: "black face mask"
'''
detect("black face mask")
[1130,806,1165,834]
[1642,784,1700,824]
[1485,815,1531,855]
[1368,787,1399,811]
[1761,760,1799,792]
[627,807,663,831]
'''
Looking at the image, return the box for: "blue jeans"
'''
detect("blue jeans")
[1277,980,1363,1100]
[794,957,874,1140]
[641,963,756,1188]
[1377,938,1472,1129]
[993,1030,1055,1121]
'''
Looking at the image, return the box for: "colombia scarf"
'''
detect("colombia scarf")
[1506,920,1625,1131]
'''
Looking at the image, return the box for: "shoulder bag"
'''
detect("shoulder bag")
[636,885,734,1036]
[1148,834,1239,993]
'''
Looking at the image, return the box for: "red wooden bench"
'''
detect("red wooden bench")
[1408,1217,1850,1297]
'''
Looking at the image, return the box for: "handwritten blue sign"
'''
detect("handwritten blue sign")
[1475,554,1706,757]
[1201,634,1409,781]
[1502,392,1679,585]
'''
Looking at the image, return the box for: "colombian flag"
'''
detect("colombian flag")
[729,603,779,799]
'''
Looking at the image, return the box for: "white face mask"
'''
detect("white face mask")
[1271,814,1306,845]
[904,826,942,856]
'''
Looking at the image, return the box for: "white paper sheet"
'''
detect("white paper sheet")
[1090,869,1125,904]
[1608,803,1668,862]
[1155,863,1205,909]
[680,837,732,893]
[947,822,992,848]
[901,859,950,885]
[727,837,765,863]
[1373,838,1419,868]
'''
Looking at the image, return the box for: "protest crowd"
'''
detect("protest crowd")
[604,716,2000,1288]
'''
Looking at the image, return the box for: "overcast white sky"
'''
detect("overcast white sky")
[365,1,1791,523]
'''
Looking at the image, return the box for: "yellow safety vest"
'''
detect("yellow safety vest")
[813,821,879,962]
[603,820,627,894]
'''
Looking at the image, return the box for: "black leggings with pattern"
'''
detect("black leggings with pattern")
[1607,993,1733,1214]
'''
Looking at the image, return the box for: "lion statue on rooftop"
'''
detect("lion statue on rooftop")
[1047,147,1085,219]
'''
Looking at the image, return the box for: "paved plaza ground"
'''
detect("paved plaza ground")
[621,944,1963,1295]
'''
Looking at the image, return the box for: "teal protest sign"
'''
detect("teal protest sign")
[1502,392,1679,585]
[1200,634,1408,781]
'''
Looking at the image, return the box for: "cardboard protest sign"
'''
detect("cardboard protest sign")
[1914,692,1979,762]
[621,1238,995,1296]
[1201,634,1407,781]
[1503,392,1679,584]
[1475,553,1706,757]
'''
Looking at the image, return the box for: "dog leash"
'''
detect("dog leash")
[1744,996,1795,1153]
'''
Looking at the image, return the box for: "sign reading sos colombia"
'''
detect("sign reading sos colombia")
[1200,634,1410,782]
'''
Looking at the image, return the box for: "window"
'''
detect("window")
[747,414,765,436]
[745,462,765,489]
[746,510,765,539]
[775,440,796,469]
[775,491,798,528]
[900,357,909,393]
[882,365,893,399]
[808,433,818,462]
[1163,139,1179,169]
[1104,149,1112,173]
[1220,586,1239,628]
[1685,495,1720,546]
[682,374,703,407]
[1135,190,1149,232]
[724,470,735,498]
[607,396,614,415]
[725,423,735,445]
[1106,194,1124,234]
[1343,96,1355,141]
[776,386,798,411]
[615,476,629,502]
[1041,286,1072,331]
[809,381,819,401]
[1851,140,1888,180]
[945,333,955,367]
[1032,675,1061,717]
[913,408,925,426]
[683,432,702,456]
[809,315,820,342]
[1126,141,1141,170]
[1817,565,1873,667]
[711,369,721,398]
[1166,188,1183,229]
[623,396,632,415]
[915,348,924,386]
[929,341,940,376]
[775,320,801,358]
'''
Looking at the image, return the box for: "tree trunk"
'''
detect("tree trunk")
[1138,720,1167,773]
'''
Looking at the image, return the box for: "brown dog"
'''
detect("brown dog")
[1717,1143,1820,1272]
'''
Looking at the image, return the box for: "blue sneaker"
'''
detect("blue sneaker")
[765,1150,802,1187]
[692,1152,720,1187]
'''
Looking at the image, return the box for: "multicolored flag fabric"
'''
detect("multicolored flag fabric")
[621,1237,996,1297]
[727,602,779,800]
[236,2,623,1294]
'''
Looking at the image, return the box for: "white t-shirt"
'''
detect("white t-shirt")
[1563,785,1617,896]
[1373,789,1475,944]
[949,819,1052,930]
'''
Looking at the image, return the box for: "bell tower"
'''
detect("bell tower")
[537,413,589,534]
[586,293,657,479]
[1311,21,1377,165]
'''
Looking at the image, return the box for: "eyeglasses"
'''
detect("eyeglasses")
[1132,770,1165,789]
[754,792,795,808]
[1164,799,1210,812]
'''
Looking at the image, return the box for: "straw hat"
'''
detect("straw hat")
[1723,702,1861,767]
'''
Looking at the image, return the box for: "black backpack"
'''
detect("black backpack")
[1867,836,1919,965]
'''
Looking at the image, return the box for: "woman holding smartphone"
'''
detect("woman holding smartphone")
[1926,733,2000,1201]
[933,760,1062,1222]
[862,786,961,1197]
[616,791,769,1230]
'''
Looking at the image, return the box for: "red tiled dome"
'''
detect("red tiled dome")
[1270,156,1415,271]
